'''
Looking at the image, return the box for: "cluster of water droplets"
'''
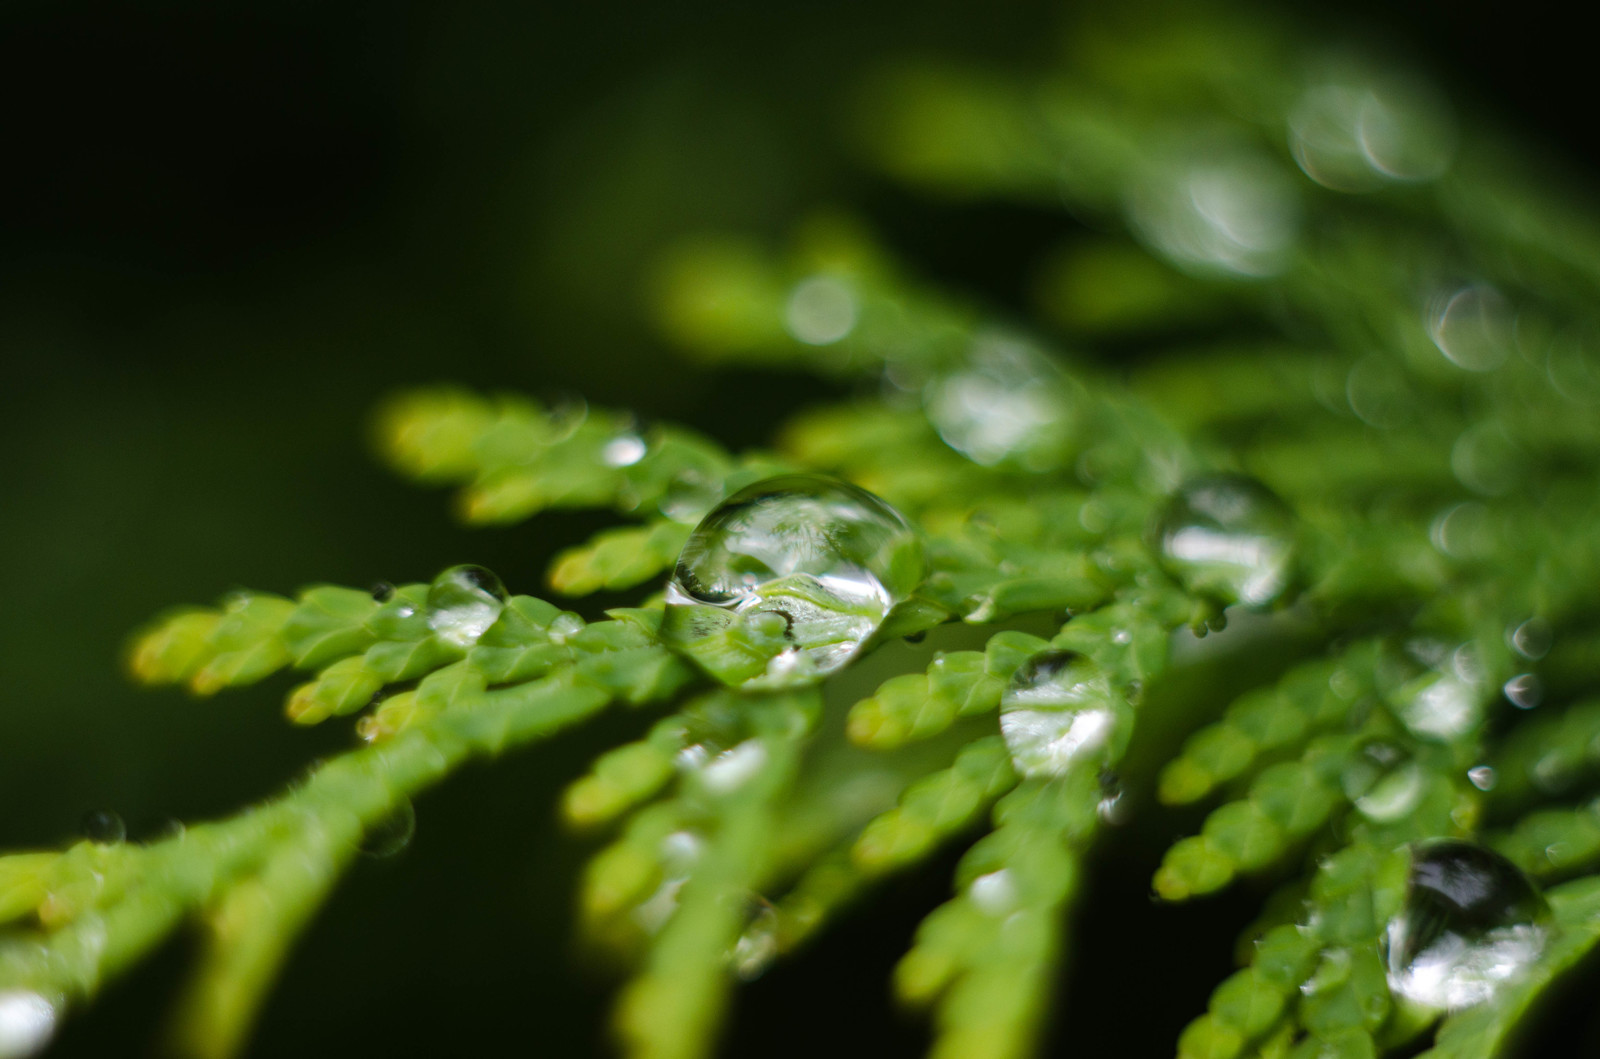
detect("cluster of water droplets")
[661,474,924,689]
[1385,841,1549,1011]
[1153,473,1300,610]
[998,650,1130,780]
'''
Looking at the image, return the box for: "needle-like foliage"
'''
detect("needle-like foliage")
[8,5,1600,1059]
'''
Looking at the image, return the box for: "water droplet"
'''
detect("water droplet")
[1097,769,1129,825]
[658,469,725,525]
[1468,765,1498,791]
[1345,355,1411,429]
[602,433,648,468]
[999,650,1129,779]
[923,332,1078,470]
[80,809,125,845]
[1451,423,1521,497]
[1504,673,1542,710]
[1154,474,1299,609]
[661,475,925,689]
[425,565,508,649]
[1430,285,1513,372]
[731,895,780,980]
[968,869,1019,916]
[1430,501,1494,560]
[0,991,58,1059]
[1385,841,1548,1011]
[1130,151,1299,277]
[1509,618,1552,661]
[1396,670,1484,741]
[784,275,857,345]
[1356,762,1426,821]
[358,799,417,858]
[1288,76,1454,192]
[369,581,395,602]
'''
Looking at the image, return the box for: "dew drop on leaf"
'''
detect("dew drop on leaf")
[0,990,58,1059]
[425,564,509,649]
[999,650,1129,779]
[1153,474,1299,609]
[661,474,925,689]
[359,799,417,858]
[79,809,126,845]
[923,332,1078,471]
[1385,840,1548,1011]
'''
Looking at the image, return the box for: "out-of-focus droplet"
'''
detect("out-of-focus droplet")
[1096,769,1128,825]
[999,650,1128,779]
[1356,762,1426,822]
[1288,76,1454,192]
[1130,152,1299,278]
[1385,841,1548,1011]
[1345,355,1411,429]
[731,895,780,980]
[784,276,857,346]
[1430,285,1513,372]
[602,433,648,468]
[1468,765,1498,791]
[1154,474,1299,609]
[1503,673,1542,710]
[661,475,924,689]
[1395,669,1484,741]
[425,565,509,649]
[968,868,1019,916]
[1543,329,1600,405]
[923,332,1078,470]
[369,581,395,603]
[358,799,417,858]
[80,809,126,845]
[658,469,726,526]
[1451,423,1521,497]
[0,991,58,1059]
[1509,618,1552,662]
[1430,502,1494,560]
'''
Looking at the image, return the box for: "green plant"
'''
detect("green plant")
[7,6,1600,1059]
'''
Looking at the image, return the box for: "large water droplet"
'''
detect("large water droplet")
[1385,841,1548,1011]
[358,799,417,858]
[923,332,1078,471]
[80,809,126,845]
[1154,474,1299,609]
[0,991,58,1059]
[999,650,1129,779]
[425,565,508,649]
[662,475,924,689]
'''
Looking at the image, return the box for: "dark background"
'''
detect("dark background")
[2,1,1596,1055]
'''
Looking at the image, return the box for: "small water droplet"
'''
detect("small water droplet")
[1396,670,1484,741]
[1468,765,1498,791]
[80,810,125,845]
[601,433,648,468]
[784,275,857,345]
[358,799,417,858]
[999,650,1129,779]
[1509,618,1552,661]
[923,332,1077,470]
[1345,355,1411,430]
[1451,424,1521,497]
[731,895,781,980]
[1154,474,1299,609]
[902,630,927,645]
[969,869,1019,916]
[425,565,508,649]
[659,469,725,525]
[1096,769,1129,825]
[661,475,925,689]
[369,581,395,603]
[1356,762,1426,821]
[1504,673,1542,710]
[0,991,58,1059]
[1430,285,1513,372]
[1385,841,1548,1011]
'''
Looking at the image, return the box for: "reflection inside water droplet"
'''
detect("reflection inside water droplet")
[923,332,1077,470]
[661,475,925,689]
[359,799,417,858]
[425,565,509,649]
[0,991,58,1059]
[1385,841,1548,1011]
[1154,474,1299,609]
[999,650,1128,779]
[80,809,126,845]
